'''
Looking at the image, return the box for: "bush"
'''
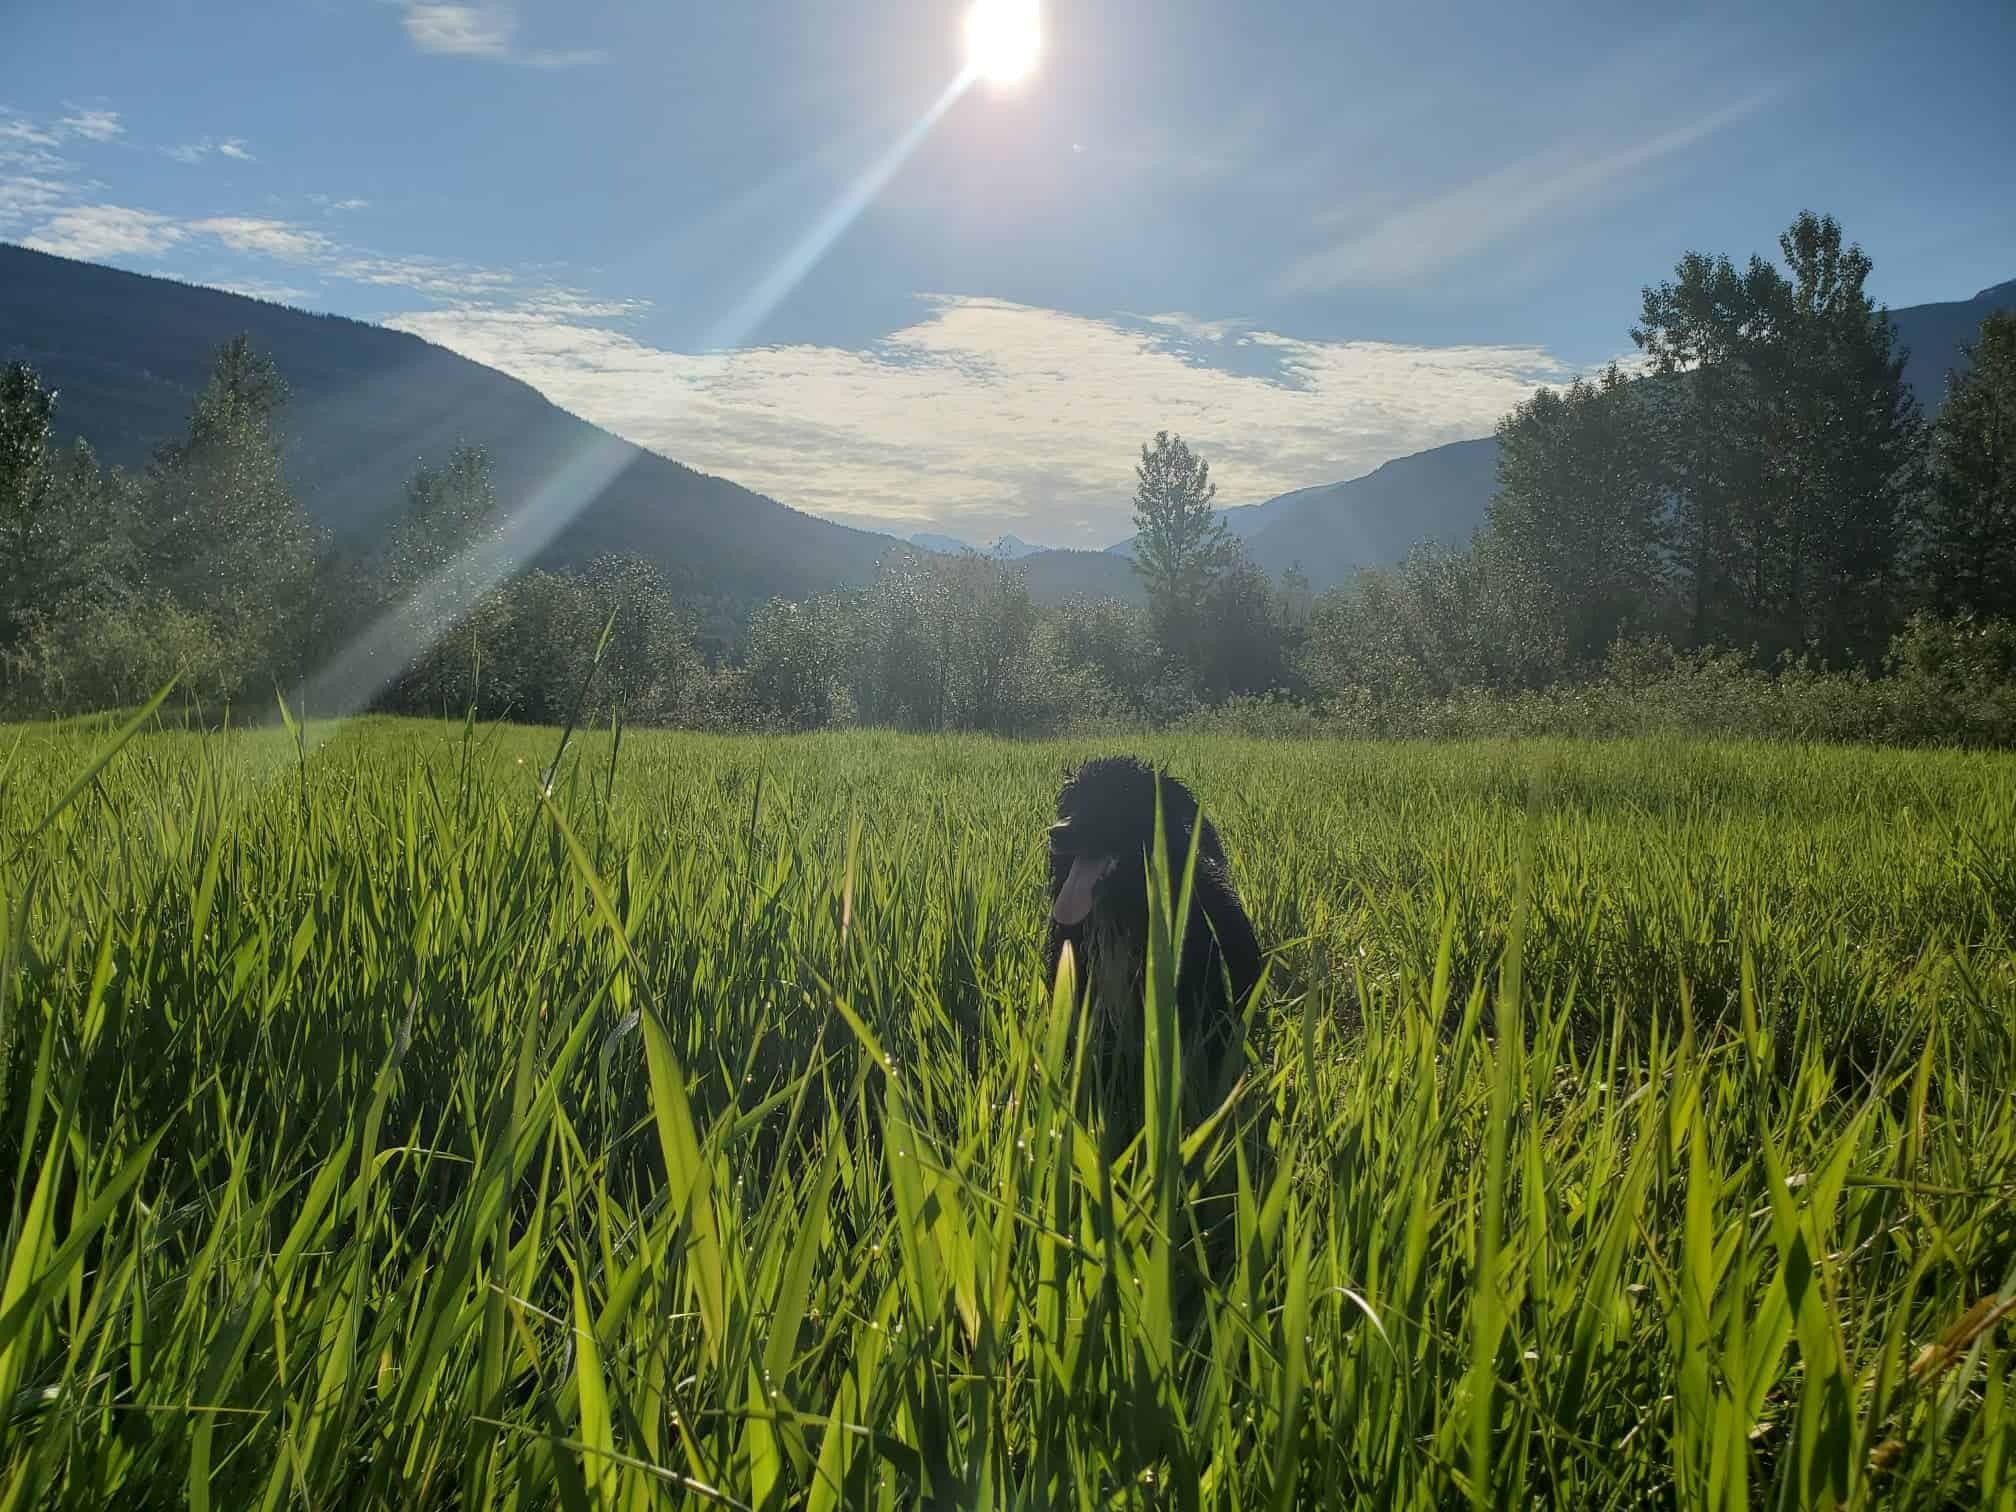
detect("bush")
[1171,691,1329,739]
[2,593,235,716]
[1879,614,2016,747]
[1301,619,2016,747]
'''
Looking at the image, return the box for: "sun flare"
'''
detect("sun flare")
[965,0,1041,87]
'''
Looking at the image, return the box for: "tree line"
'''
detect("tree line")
[1306,213,2014,705]
[0,338,701,724]
[3,210,2013,741]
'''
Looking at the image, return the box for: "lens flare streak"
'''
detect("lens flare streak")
[702,67,977,353]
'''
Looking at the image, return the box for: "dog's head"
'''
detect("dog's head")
[1048,755,1224,928]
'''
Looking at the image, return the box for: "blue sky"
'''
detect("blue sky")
[5,0,2012,547]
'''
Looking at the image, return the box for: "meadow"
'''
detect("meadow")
[1,712,2013,1508]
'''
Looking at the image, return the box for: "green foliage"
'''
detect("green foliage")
[1295,623,2016,748]
[1302,539,1565,703]
[142,336,324,694]
[1879,612,2016,746]
[1131,431,1232,678]
[741,554,1051,734]
[351,442,508,711]
[1194,549,1302,700]
[1920,309,2016,619]
[0,724,2012,1505]
[1631,212,1925,663]
[746,591,859,731]
[1490,364,1673,661]
[0,362,58,649]
[1044,593,1157,704]
[0,368,142,656]
[3,591,230,713]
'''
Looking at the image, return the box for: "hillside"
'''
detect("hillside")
[0,244,906,620]
[1239,437,1500,585]
[7,243,2008,612]
[1895,277,2016,411]
[1016,547,1145,604]
[1110,278,2016,589]
[910,531,1052,561]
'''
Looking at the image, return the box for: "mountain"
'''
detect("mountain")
[1895,277,2016,413]
[1102,492,1292,559]
[905,528,1138,601]
[909,530,1051,560]
[0,243,908,624]
[1238,437,1501,587]
[1016,548,1145,604]
[8,243,2007,616]
[1194,278,2016,590]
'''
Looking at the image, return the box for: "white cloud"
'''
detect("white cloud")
[187,215,333,260]
[59,107,123,142]
[334,251,519,298]
[1277,90,1777,293]
[167,137,256,165]
[404,2,511,56]
[386,296,1585,545]
[401,3,603,67]
[1136,312,1240,344]
[310,195,371,213]
[0,112,80,231]
[0,174,75,225]
[23,204,185,259]
[13,197,530,303]
[0,119,61,150]
[517,290,652,320]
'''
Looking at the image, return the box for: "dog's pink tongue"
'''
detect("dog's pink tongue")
[1052,855,1114,927]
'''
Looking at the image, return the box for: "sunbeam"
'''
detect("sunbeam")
[292,431,635,741]
[701,66,977,353]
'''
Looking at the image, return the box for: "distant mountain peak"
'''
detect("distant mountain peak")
[909,530,1050,560]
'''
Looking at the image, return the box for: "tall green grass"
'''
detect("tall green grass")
[2,717,2012,1507]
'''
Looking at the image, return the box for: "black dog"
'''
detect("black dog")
[1045,756,1263,1107]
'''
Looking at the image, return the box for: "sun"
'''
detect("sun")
[965,0,1041,87]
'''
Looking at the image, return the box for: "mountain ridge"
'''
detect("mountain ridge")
[0,243,912,625]
[1110,277,2016,588]
[5,242,2009,609]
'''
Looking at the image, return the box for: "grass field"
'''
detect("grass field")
[2,714,2013,1508]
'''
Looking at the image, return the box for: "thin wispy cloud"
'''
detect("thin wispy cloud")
[167,137,255,164]
[387,295,1584,545]
[188,215,332,260]
[0,118,61,150]
[0,174,74,223]
[0,111,78,230]
[1276,89,1780,294]
[0,116,74,189]
[401,3,603,68]
[13,191,530,303]
[24,205,185,259]
[58,107,123,142]
[310,194,372,213]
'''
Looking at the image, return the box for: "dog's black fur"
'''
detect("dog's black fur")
[1044,756,1263,1093]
